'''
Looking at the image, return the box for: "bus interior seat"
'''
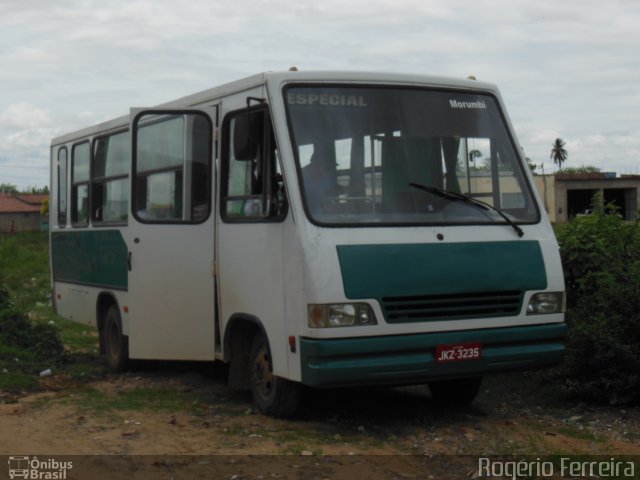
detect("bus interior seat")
[380,136,443,213]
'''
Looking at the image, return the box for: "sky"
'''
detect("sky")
[1,0,639,190]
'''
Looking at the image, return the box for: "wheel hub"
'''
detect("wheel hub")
[254,346,273,399]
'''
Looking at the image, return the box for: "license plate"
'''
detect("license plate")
[435,342,482,363]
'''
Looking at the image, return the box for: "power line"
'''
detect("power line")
[0,173,48,179]
[0,164,48,170]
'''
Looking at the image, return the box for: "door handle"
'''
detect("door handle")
[128,251,132,271]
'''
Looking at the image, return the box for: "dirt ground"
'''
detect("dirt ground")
[0,363,638,479]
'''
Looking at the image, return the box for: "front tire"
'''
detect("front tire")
[249,334,300,417]
[428,377,482,406]
[102,304,129,372]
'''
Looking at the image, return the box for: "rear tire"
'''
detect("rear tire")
[249,334,300,417]
[428,377,482,406]
[102,304,129,372]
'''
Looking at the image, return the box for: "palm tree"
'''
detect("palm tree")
[468,149,483,162]
[550,138,568,169]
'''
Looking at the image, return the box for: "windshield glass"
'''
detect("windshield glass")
[285,85,539,226]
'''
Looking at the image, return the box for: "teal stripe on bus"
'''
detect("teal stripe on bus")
[51,230,128,290]
[337,241,547,299]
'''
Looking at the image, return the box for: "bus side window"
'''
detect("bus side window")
[222,107,287,222]
[71,141,90,226]
[133,113,212,224]
[57,147,68,227]
[92,131,130,225]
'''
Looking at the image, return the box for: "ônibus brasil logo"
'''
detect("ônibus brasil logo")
[8,456,73,479]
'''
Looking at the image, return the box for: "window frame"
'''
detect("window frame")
[283,83,541,229]
[220,104,289,224]
[131,110,213,225]
[91,129,130,227]
[71,141,91,227]
[57,146,68,228]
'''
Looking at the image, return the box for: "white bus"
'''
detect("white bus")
[50,71,566,416]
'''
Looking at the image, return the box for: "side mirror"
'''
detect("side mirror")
[233,109,264,161]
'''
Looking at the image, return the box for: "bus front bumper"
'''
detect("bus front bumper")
[299,323,566,388]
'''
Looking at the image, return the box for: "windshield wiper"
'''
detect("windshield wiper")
[408,183,524,238]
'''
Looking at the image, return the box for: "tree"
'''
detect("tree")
[40,198,49,217]
[558,166,601,174]
[550,138,568,169]
[553,198,640,404]
[0,183,18,194]
[25,185,49,195]
[468,149,483,163]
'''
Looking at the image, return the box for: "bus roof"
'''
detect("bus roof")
[51,71,498,146]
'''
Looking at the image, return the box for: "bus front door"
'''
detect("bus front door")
[126,108,217,361]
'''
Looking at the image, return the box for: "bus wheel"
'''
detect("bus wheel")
[103,304,129,372]
[249,335,300,417]
[428,377,482,406]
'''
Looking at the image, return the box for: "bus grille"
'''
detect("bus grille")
[381,290,523,323]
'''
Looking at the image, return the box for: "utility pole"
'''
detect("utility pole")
[541,162,549,214]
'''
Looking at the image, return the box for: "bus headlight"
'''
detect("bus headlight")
[526,292,565,315]
[308,303,377,328]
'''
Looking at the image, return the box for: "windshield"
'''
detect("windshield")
[285,85,539,226]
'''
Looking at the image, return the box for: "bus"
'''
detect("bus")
[50,71,566,417]
[8,456,29,479]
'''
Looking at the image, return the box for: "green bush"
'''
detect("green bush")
[555,201,640,404]
[0,285,11,310]
[0,285,65,390]
[0,233,99,394]
[0,312,65,365]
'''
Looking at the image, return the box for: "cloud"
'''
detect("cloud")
[517,125,640,174]
[3,129,52,150]
[0,103,52,129]
[0,0,639,187]
[568,132,640,172]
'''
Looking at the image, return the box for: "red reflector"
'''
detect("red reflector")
[288,336,296,353]
[123,306,129,313]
